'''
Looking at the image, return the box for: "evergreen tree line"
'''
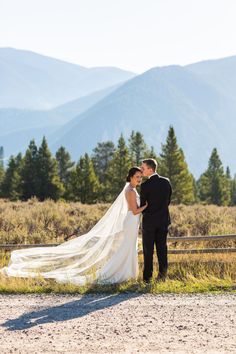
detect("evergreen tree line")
[0,127,235,205]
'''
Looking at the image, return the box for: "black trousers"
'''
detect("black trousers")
[142,225,168,281]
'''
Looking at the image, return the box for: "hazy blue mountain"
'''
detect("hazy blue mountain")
[50,63,236,176]
[51,83,120,122]
[0,109,59,136]
[0,47,135,109]
[187,56,236,99]
[0,126,56,160]
[0,84,119,160]
[0,84,119,136]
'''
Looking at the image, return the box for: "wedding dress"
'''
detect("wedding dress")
[0,183,140,285]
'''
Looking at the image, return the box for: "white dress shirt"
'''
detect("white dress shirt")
[148,172,158,179]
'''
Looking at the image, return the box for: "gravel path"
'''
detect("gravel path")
[0,293,235,353]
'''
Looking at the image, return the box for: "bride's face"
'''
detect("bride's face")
[130,171,142,186]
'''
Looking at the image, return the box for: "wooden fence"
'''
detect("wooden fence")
[0,234,235,254]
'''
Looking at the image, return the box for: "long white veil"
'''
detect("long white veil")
[1,183,130,285]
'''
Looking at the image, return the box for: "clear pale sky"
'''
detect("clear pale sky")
[1,0,236,73]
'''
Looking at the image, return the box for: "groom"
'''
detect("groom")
[140,159,172,283]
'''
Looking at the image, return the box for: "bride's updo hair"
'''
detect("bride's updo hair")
[126,166,142,182]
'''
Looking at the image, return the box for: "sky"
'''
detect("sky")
[1,0,236,73]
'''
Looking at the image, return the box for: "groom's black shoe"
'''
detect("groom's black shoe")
[143,278,151,284]
[156,273,167,282]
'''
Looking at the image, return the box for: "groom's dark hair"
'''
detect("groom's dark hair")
[142,158,157,171]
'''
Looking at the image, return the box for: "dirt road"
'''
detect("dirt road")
[0,293,235,353]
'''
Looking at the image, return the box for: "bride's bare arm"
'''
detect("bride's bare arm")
[126,190,148,215]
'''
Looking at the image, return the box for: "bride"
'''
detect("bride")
[1,167,147,285]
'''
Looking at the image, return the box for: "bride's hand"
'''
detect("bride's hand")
[145,201,148,208]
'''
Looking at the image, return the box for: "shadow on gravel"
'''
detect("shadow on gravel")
[2,293,140,331]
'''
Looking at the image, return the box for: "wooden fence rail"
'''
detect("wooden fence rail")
[0,235,235,254]
[168,234,236,242]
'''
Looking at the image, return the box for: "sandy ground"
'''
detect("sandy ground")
[0,293,235,354]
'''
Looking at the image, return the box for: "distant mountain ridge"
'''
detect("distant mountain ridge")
[0,47,135,109]
[0,84,120,134]
[0,84,119,157]
[50,60,236,176]
[187,55,236,99]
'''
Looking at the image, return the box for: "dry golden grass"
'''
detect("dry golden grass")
[0,198,109,244]
[0,199,235,293]
[0,251,235,294]
[0,198,235,245]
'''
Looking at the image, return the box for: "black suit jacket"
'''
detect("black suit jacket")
[140,174,172,229]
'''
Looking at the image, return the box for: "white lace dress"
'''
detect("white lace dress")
[96,186,140,283]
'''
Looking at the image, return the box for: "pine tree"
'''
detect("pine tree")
[191,174,199,202]
[198,148,230,205]
[92,141,115,184]
[128,131,150,165]
[225,167,236,206]
[0,146,4,169]
[69,153,100,203]
[37,137,64,200]
[159,126,195,204]
[225,166,233,205]
[1,154,22,200]
[106,135,132,201]
[231,174,236,206]
[147,146,159,161]
[0,164,4,193]
[20,140,39,200]
[0,171,4,198]
[56,147,74,183]
[0,147,4,194]
[226,166,231,180]
[55,146,74,198]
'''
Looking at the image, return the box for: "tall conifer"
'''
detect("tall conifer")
[106,135,132,200]
[198,148,230,205]
[159,126,195,204]
[37,137,64,200]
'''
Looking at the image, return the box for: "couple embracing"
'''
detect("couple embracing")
[1,159,172,285]
[126,159,172,283]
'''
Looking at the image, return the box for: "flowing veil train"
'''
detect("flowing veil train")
[1,183,139,285]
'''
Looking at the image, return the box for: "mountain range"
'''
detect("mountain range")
[0,47,135,109]
[50,62,236,176]
[0,48,236,177]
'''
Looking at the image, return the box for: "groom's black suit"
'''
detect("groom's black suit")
[140,173,172,282]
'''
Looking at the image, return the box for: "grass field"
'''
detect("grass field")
[0,199,236,245]
[0,199,235,294]
[0,252,235,294]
